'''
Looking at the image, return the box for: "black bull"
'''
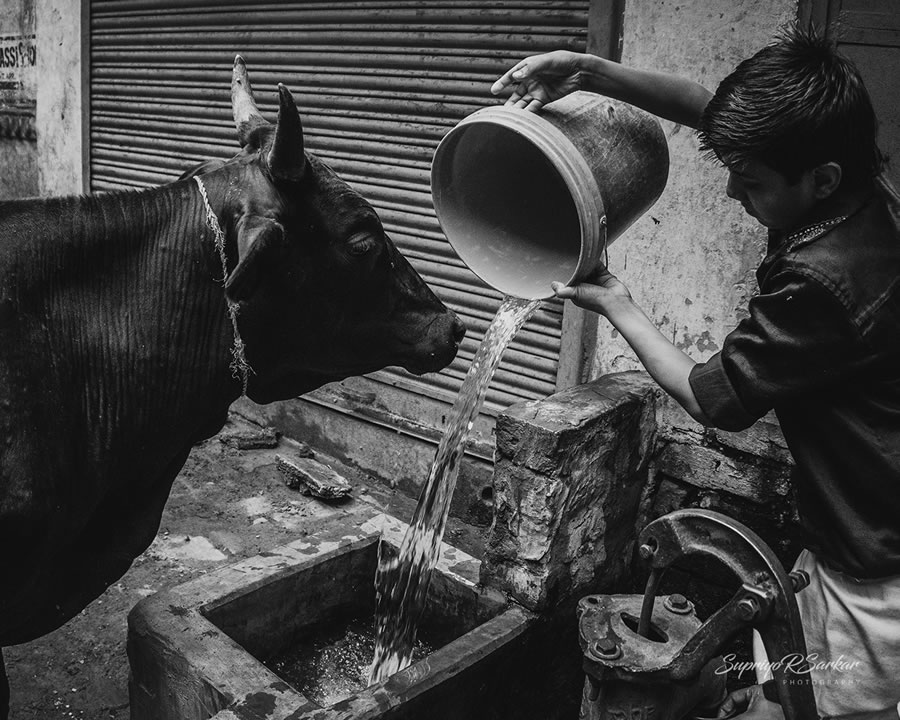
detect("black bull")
[0,58,464,711]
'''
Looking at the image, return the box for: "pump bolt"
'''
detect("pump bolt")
[737,596,760,621]
[664,593,693,614]
[590,637,622,660]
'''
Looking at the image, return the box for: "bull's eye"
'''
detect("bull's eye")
[347,231,379,256]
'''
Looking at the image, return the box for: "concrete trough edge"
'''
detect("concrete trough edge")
[128,506,536,720]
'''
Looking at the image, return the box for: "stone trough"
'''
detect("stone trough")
[128,372,661,720]
[127,508,534,720]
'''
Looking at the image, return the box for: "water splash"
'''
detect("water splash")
[266,615,433,707]
[369,295,541,684]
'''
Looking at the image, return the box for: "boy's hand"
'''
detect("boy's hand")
[550,266,633,315]
[552,264,709,425]
[717,686,786,720]
[490,50,585,112]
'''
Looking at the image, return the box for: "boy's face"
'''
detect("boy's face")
[724,158,818,231]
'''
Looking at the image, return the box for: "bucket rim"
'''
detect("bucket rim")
[431,104,607,300]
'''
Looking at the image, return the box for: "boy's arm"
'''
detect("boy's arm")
[491,50,713,128]
[603,295,709,422]
[551,273,710,424]
[580,55,714,128]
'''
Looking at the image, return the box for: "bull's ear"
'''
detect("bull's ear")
[178,158,226,181]
[224,217,284,302]
[266,84,306,182]
[231,55,269,147]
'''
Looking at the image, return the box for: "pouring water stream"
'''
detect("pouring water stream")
[369,295,542,683]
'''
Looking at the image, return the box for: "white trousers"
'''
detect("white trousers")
[752,549,900,716]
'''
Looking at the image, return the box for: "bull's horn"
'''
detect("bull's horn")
[231,55,267,145]
[266,84,306,182]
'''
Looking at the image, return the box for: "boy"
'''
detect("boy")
[492,25,899,720]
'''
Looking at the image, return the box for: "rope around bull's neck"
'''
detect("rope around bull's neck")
[193,175,253,396]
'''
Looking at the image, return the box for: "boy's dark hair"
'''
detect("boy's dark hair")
[698,24,884,186]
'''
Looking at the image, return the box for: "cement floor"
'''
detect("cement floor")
[4,411,487,719]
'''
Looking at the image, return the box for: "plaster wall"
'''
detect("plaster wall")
[572,0,809,545]
[0,137,37,198]
[591,1,798,451]
[35,0,85,196]
[0,0,38,199]
[0,0,83,198]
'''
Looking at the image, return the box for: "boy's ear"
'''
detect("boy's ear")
[812,162,842,199]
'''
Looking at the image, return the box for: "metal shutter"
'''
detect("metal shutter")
[89,1,589,415]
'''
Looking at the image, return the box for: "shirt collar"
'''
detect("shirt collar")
[764,194,874,259]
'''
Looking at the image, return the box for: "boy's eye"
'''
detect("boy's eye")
[347,231,379,256]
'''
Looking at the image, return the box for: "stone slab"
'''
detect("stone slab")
[276,454,353,499]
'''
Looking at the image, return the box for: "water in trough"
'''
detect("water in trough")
[266,614,434,707]
[369,295,542,683]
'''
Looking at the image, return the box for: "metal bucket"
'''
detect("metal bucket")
[431,91,669,300]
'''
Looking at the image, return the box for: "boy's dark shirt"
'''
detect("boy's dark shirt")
[689,192,900,579]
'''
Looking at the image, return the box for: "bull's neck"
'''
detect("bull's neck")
[13,181,240,480]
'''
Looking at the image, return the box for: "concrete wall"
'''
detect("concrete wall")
[0,0,84,199]
[35,0,86,196]
[596,1,799,378]
[0,0,38,199]
[588,0,801,531]
[0,136,38,198]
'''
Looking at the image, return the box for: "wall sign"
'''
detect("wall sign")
[0,0,36,141]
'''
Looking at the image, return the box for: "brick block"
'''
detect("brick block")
[654,440,791,502]
[481,371,659,611]
[276,455,352,499]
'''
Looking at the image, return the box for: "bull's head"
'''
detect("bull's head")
[194,57,465,403]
